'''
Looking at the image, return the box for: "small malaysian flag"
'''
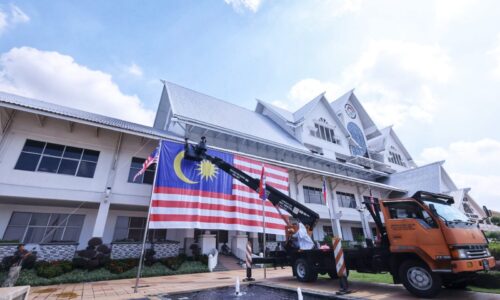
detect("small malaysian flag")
[322,177,328,207]
[133,146,159,182]
[259,166,266,201]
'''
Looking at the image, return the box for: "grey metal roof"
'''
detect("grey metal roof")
[0,91,166,138]
[164,81,309,152]
[255,99,294,122]
[292,93,325,122]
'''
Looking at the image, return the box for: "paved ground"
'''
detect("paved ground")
[27,267,500,300]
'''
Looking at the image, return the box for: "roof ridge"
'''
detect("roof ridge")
[165,81,257,115]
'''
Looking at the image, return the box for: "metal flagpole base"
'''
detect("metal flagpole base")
[336,276,354,295]
[243,267,255,282]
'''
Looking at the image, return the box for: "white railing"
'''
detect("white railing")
[207,248,218,272]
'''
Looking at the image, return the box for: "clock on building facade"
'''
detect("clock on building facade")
[345,103,357,119]
[347,122,368,157]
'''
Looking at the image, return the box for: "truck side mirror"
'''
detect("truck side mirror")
[483,205,492,218]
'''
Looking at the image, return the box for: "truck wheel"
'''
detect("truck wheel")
[399,260,442,298]
[294,258,318,282]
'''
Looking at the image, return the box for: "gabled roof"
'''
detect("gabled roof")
[0,91,166,138]
[368,126,415,166]
[330,89,381,139]
[162,81,309,152]
[255,99,294,123]
[292,93,325,122]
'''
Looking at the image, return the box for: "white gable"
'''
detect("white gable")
[300,98,350,159]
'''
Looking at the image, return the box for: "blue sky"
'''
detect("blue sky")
[1,0,499,209]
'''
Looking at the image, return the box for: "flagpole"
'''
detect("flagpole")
[262,196,267,279]
[134,140,162,293]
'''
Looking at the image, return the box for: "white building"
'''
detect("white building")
[0,82,492,260]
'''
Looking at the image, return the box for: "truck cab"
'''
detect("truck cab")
[380,191,495,297]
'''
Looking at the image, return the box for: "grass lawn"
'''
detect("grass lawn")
[321,270,500,294]
[0,261,208,287]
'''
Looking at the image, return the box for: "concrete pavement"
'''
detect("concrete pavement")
[28,267,500,299]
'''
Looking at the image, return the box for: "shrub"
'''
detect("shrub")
[22,254,37,269]
[471,271,500,289]
[35,261,72,279]
[96,244,111,254]
[73,238,110,270]
[144,249,156,266]
[1,256,14,271]
[105,259,137,274]
[199,255,209,266]
[161,255,186,271]
[489,242,500,260]
[88,237,103,247]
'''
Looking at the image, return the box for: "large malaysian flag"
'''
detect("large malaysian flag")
[148,140,288,235]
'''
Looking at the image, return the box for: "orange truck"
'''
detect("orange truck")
[259,191,496,298]
[184,139,495,298]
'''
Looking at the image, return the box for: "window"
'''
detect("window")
[303,186,323,204]
[351,227,365,241]
[113,216,166,242]
[336,192,357,208]
[14,139,99,178]
[388,151,406,167]
[312,123,340,145]
[128,157,156,184]
[323,226,333,237]
[3,212,84,243]
[387,202,437,227]
[258,233,277,242]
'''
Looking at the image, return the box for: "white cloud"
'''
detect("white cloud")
[273,78,341,110]
[224,0,262,13]
[125,63,143,77]
[10,4,30,24]
[419,139,500,210]
[0,4,29,35]
[330,0,363,17]
[283,40,452,127]
[0,47,154,125]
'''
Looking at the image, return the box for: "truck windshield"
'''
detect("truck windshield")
[424,201,469,223]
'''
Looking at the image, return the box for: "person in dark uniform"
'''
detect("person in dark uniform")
[12,244,31,266]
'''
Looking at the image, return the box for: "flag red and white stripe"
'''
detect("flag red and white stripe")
[322,177,328,207]
[232,155,289,235]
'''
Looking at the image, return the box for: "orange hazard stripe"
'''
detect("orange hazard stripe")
[335,248,344,263]
[332,238,340,250]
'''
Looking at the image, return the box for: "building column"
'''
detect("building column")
[231,231,248,260]
[198,232,216,255]
[92,200,110,238]
[328,179,343,239]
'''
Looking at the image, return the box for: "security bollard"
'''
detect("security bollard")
[243,241,255,282]
[332,237,352,295]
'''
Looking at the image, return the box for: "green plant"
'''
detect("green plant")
[490,217,500,227]
[35,261,72,279]
[472,271,500,289]
[486,231,500,241]
[488,242,500,260]
[322,235,332,246]
[73,238,110,270]
[199,255,209,266]
[161,255,186,271]
[105,259,137,274]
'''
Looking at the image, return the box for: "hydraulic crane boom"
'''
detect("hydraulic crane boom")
[183,137,320,230]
